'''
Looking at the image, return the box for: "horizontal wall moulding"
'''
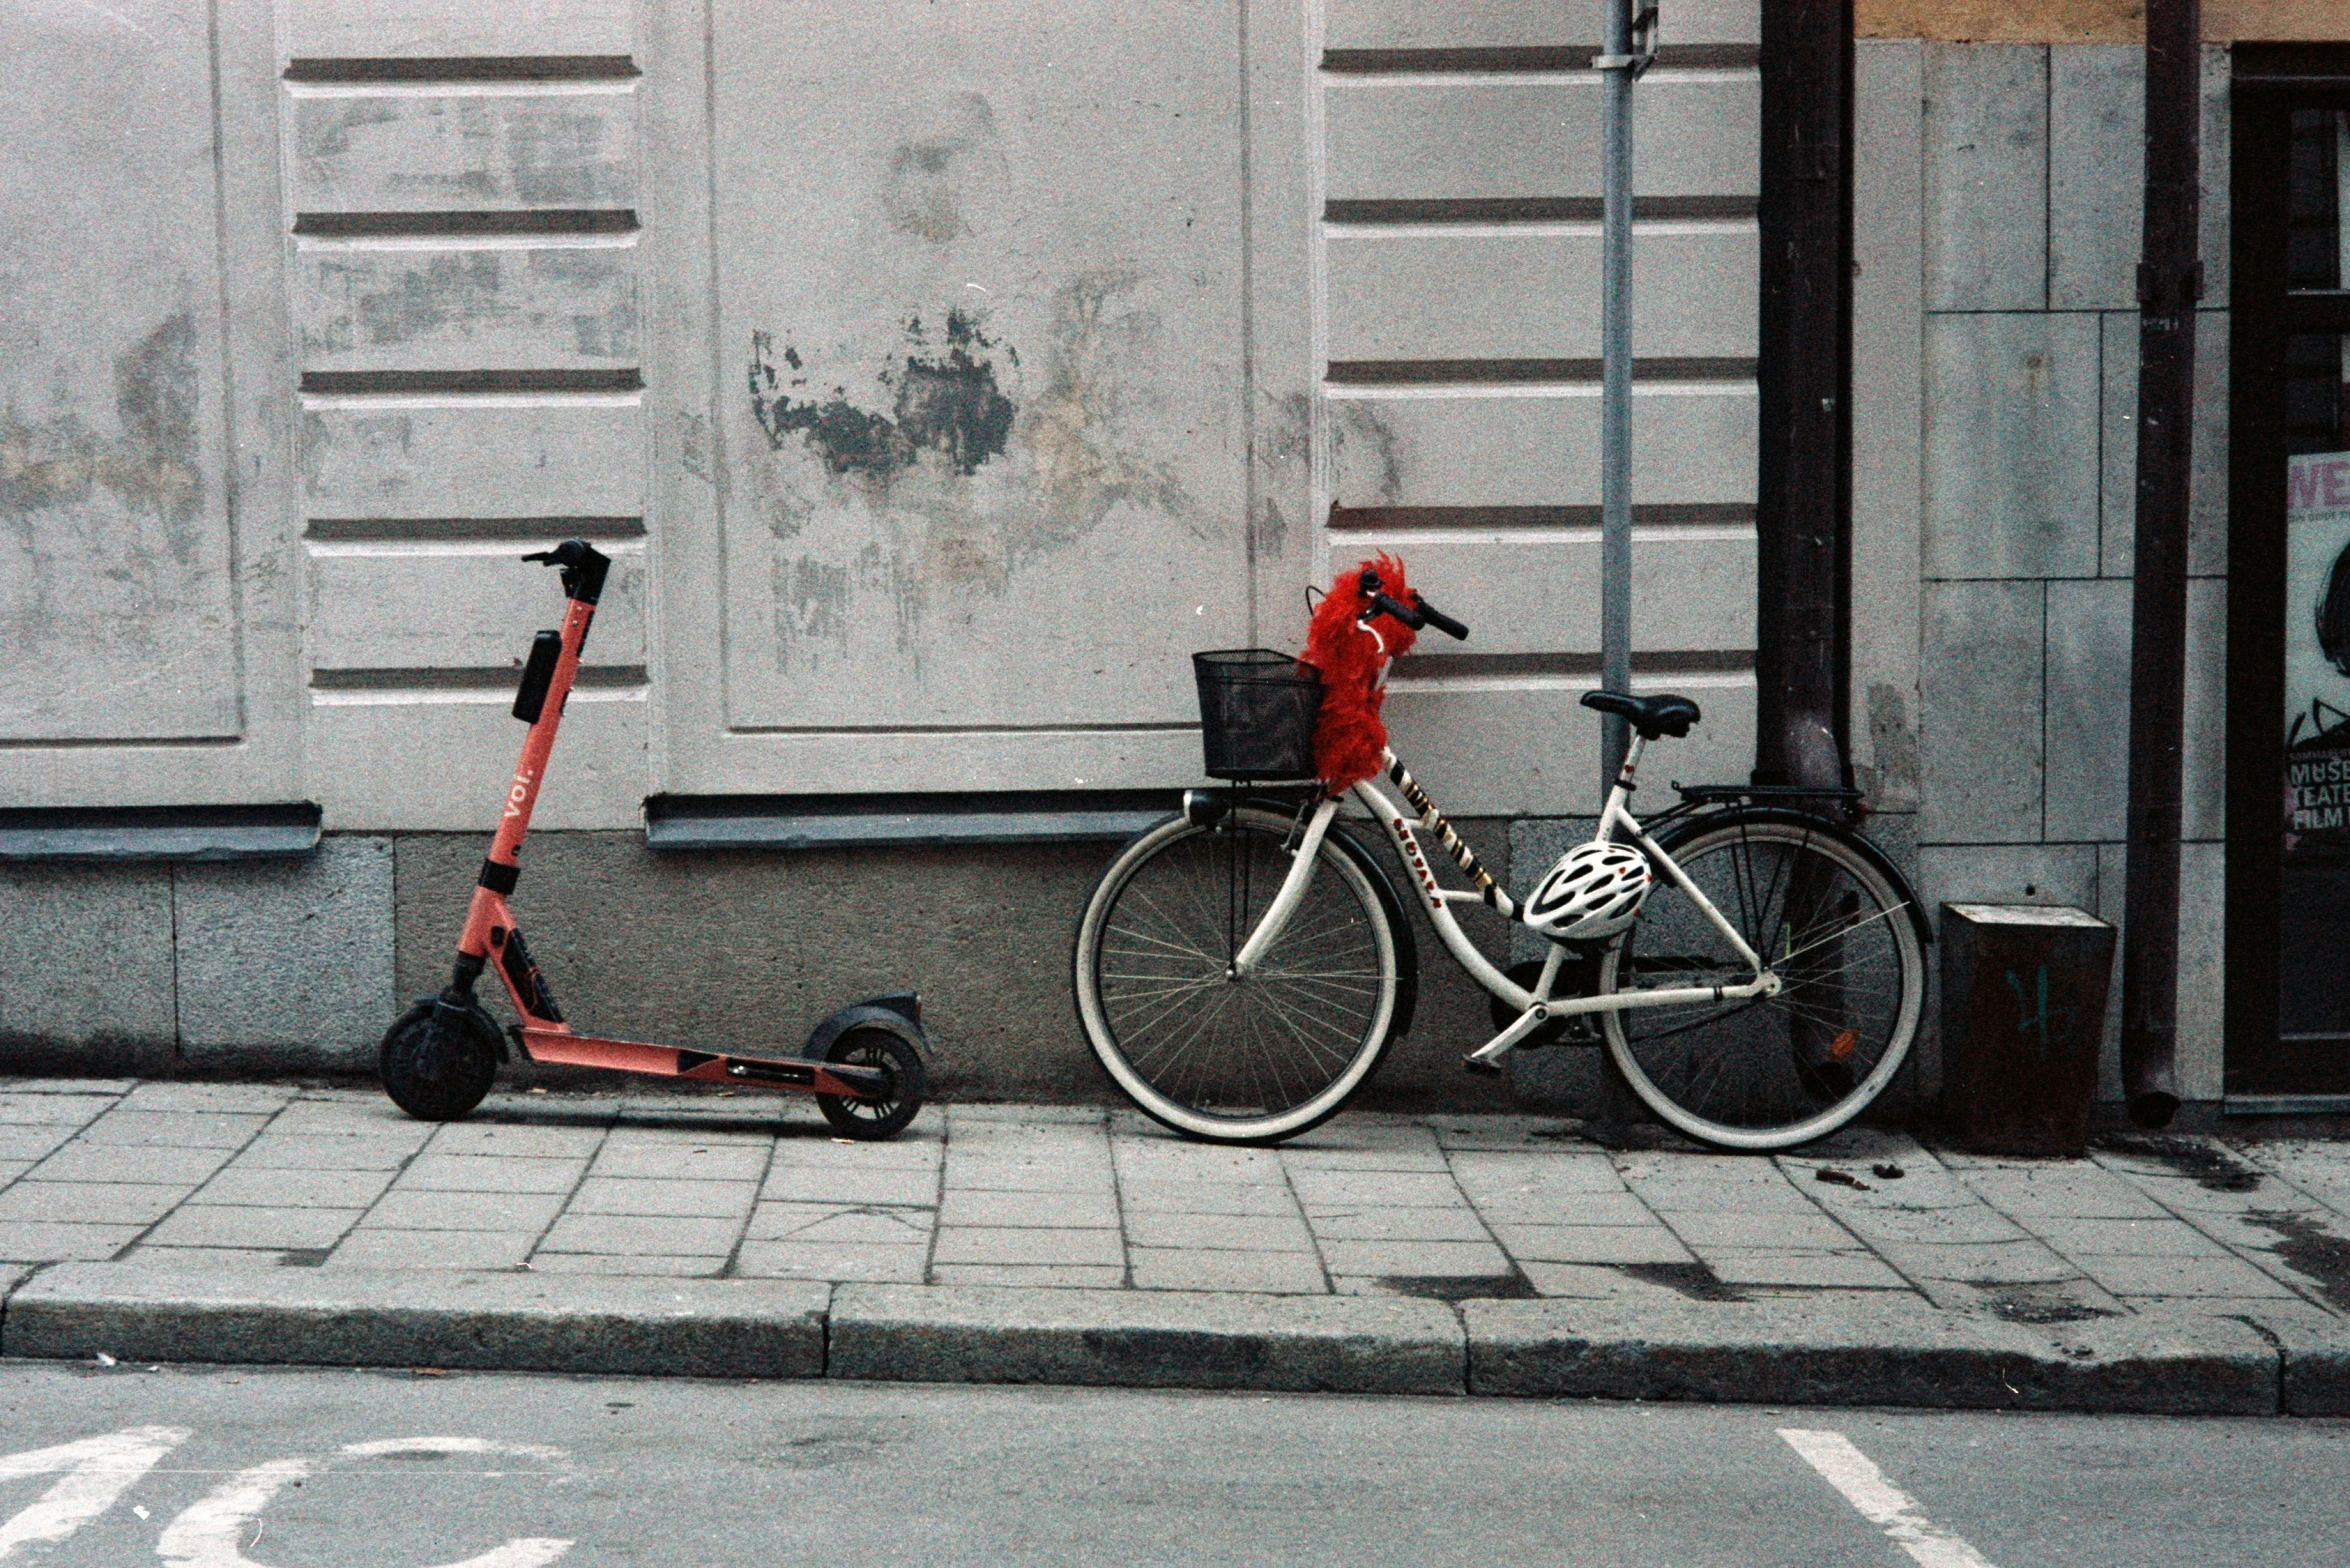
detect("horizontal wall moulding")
[1326,197,1759,225]
[644,790,1181,852]
[723,723,1202,738]
[304,518,647,545]
[282,56,640,83]
[293,210,638,239]
[1389,651,1755,680]
[1327,357,1756,385]
[310,665,648,692]
[1322,45,1759,74]
[1330,503,1756,530]
[298,369,642,396]
[0,804,321,862]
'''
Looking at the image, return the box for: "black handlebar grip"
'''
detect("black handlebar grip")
[1365,591,1424,630]
[1413,596,1470,641]
[522,539,611,605]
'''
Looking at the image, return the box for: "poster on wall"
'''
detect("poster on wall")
[2285,450,2350,854]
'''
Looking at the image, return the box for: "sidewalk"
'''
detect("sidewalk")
[3,1078,2348,1413]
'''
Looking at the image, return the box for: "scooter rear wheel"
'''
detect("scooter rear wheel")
[817,1027,925,1140]
[379,1001,500,1122]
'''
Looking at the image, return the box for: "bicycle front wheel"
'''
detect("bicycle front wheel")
[1073,807,1403,1143]
[1597,813,1924,1151]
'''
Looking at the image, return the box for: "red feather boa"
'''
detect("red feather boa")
[1299,553,1416,792]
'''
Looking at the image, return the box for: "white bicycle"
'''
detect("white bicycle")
[1072,571,1929,1151]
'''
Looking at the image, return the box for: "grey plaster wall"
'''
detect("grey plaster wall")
[1855,40,2232,1105]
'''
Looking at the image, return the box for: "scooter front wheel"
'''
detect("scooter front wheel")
[817,1027,926,1140]
[378,1001,500,1122]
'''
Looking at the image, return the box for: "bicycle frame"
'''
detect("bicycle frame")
[1227,732,1778,1067]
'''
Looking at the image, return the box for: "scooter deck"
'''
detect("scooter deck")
[517,1027,893,1100]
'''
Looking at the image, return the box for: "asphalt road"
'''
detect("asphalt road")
[1,1361,2343,1567]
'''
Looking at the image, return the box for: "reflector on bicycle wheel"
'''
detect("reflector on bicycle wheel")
[1193,650,1322,780]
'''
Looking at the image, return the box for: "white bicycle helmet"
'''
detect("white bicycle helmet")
[1524,842,1653,940]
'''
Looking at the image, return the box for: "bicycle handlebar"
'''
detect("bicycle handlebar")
[1358,570,1470,642]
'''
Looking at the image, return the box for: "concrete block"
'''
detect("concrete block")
[1918,581,2046,842]
[2044,578,2132,842]
[827,1284,1465,1394]
[328,1230,537,1271]
[930,1264,1125,1289]
[1919,847,2099,932]
[189,1167,394,1209]
[733,1241,928,1282]
[1318,1239,1511,1277]
[0,1222,142,1262]
[0,1182,186,1225]
[28,1143,232,1186]
[76,1110,272,1149]
[1924,43,2048,311]
[141,1206,362,1251]
[1126,1248,1327,1294]
[931,1227,1123,1267]
[393,1154,589,1193]
[590,1141,767,1181]
[1124,1212,1313,1251]
[1489,1225,1694,1265]
[1923,312,2100,579]
[2048,46,2142,310]
[2175,841,2226,1102]
[2182,577,2226,841]
[536,1213,741,1256]
[174,837,395,1068]
[4,1263,829,1379]
[2100,309,2229,578]
[744,1205,931,1246]
[528,1253,727,1277]
[763,1166,938,1208]
[568,1178,760,1219]
[938,1190,1117,1229]
[362,1190,568,1231]
[1701,1251,1912,1289]
[0,864,177,1073]
[2255,1312,2350,1416]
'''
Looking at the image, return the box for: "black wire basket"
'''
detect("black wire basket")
[1193,649,1323,781]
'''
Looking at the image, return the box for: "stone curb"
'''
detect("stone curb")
[0,1267,2319,1414]
[828,1285,1465,1395]
[3,1264,827,1379]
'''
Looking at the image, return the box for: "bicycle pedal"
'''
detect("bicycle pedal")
[1460,1054,1505,1078]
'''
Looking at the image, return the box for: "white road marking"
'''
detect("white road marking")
[1778,1428,1998,1568]
[158,1442,573,1568]
[0,1426,191,1563]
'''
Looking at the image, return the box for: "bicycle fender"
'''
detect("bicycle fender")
[802,997,933,1062]
[1648,807,1935,952]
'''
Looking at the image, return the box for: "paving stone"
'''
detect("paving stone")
[190,1167,397,1210]
[522,1253,729,1277]
[141,1206,362,1251]
[1280,1132,1448,1172]
[536,1213,745,1256]
[588,1143,770,1182]
[1318,1239,1511,1278]
[950,1104,1108,1127]
[1701,1249,1913,1289]
[762,1165,939,1207]
[0,1125,76,1162]
[427,1123,608,1159]
[929,1264,1126,1288]
[940,1189,1118,1229]
[1290,1170,1468,1210]
[130,1246,295,1269]
[0,1095,121,1127]
[1489,1225,1695,1266]
[1426,1116,1588,1151]
[745,1204,932,1245]
[2104,1169,2293,1216]
[1462,1188,1654,1228]
[266,1100,435,1138]
[1957,1164,2173,1219]
[734,1241,928,1282]
[2028,1216,2234,1258]
[0,1221,143,1261]
[2074,1254,2300,1299]
[1123,1211,1315,1253]
[932,1227,1124,1268]
[1110,1141,1287,1184]
[392,1155,588,1194]
[175,837,396,1063]
[1820,1205,2032,1246]
[1447,1151,1628,1196]
[567,1178,760,1219]
[328,1229,535,1270]
[1517,1262,1693,1300]
[28,1142,234,1186]
[119,1083,299,1114]
[0,1163,26,1188]
[1128,1248,1327,1294]
[1664,1212,1860,1250]
[231,1135,423,1171]
[0,1182,189,1226]
[363,1190,567,1232]
[1116,1180,1305,1217]
[769,1132,941,1171]
[943,1157,1114,1195]
[1872,1239,2081,1285]
[1305,1207,1492,1243]
[0,1079,133,1095]
[75,1111,270,1150]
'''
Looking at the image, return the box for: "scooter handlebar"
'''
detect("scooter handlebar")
[522,539,612,606]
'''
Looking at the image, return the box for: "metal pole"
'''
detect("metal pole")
[1596,0,1639,794]
[2119,0,2200,1129]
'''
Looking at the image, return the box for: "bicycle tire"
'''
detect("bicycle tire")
[1596,812,1925,1151]
[1073,807,1404,1143]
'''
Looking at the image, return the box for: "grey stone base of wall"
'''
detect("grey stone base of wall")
[0,824,1545,1113]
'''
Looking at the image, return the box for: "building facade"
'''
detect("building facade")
[0,0,2337,1119]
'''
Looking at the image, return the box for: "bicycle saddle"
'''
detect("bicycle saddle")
[1580,690,1701,739]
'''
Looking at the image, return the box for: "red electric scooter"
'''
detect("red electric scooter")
[377,540,929,1139]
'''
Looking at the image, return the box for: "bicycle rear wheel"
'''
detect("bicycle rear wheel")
[1073,807,1403,1142]
[1597,812,1924,1151]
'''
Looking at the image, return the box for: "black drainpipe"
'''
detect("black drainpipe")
[2119,0,2202,1128]
[1755,0,1854,792]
